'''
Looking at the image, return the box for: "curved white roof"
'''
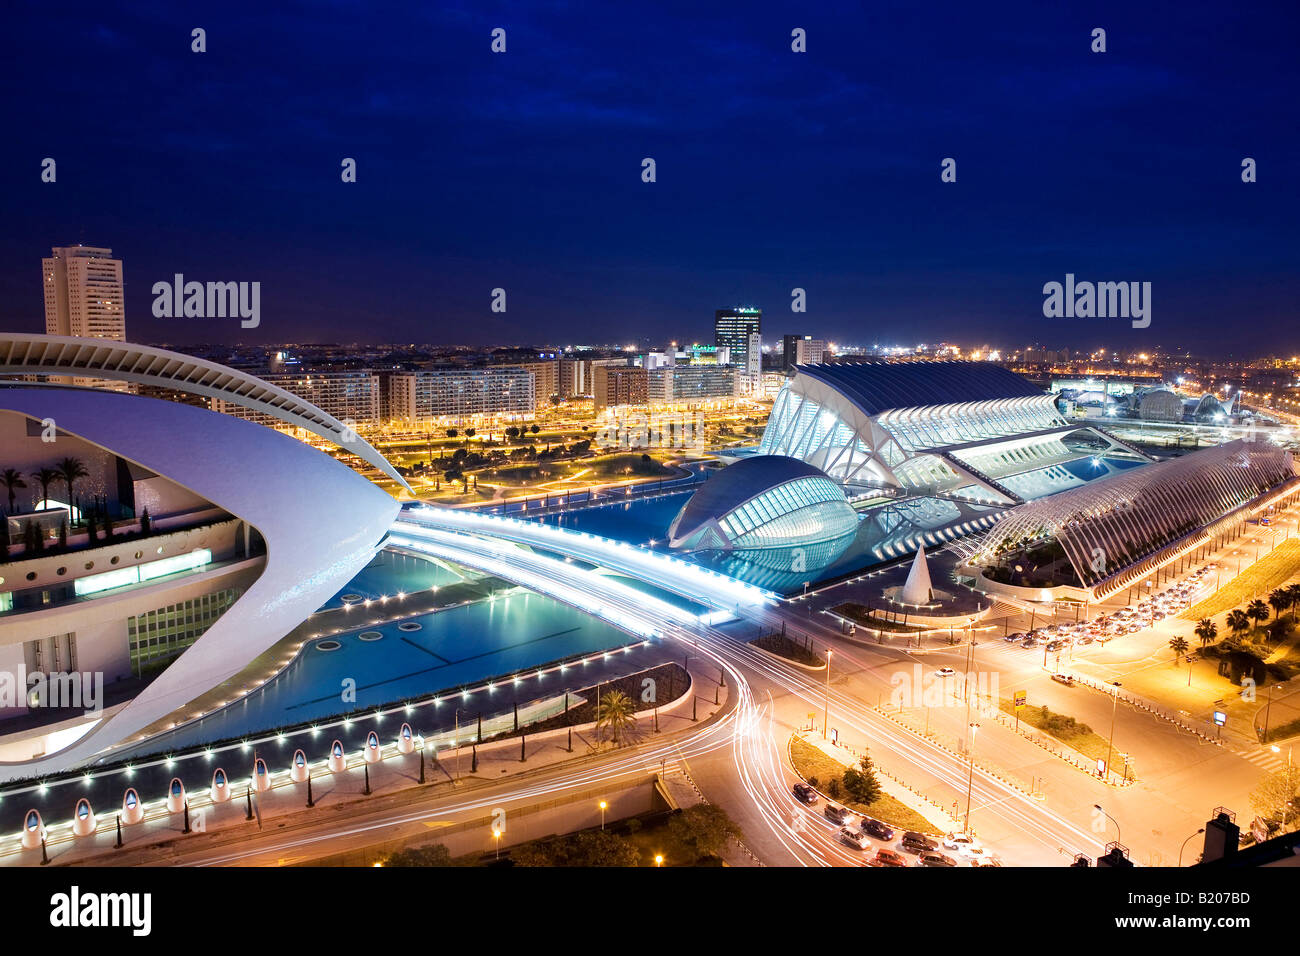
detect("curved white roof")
[0,334,411,492]
[0,387,399,780]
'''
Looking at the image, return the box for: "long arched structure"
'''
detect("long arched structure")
[0,334,411,492]
[964,439,1299,598]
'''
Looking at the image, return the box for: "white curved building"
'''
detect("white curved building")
[0,380,398,780]
[759,362,1148,502]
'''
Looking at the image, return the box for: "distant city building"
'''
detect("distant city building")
[793,337,827,366]
[593,364,648,410]
[715,308,761,384]
[388,367,534,422]
[648,364,737,405]
[212,370,381,428]
[511,359,559,409]
[686,345,729,366]
[42,245,125,340]
[560,356,627,398]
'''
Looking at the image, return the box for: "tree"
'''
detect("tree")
[842,753,882,805]
[512,829,639,867]
[139,508,151,536]
[30,467,58,511]
[1287,584,1300,617]
[1250,765,1300,832]
[1227,609,1251,642]
[1168,635,1190,663]
[1247,599,1271,636]
[382,844,454,866]
[1194,619,1218,647]
[56,458,89,523]
[594,690,638,747]
[0,468,27,515]
[445,428,458,440]
[665,804,743,861]
[505,426,519,440]
[530,424,540,435]
[57,520,67,549]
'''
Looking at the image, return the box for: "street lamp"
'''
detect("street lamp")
[1094,804,1121,846]
[1104,681,1122,783]
[1179,827,1205,866]
[823,650,833,740]
[654,854,664,867]
[599,800,607,830]
[964,723,980,833]
[492,826,502,860]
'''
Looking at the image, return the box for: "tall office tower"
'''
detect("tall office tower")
[782,334,804,370]
[714,307,761,373]
[42,245,126,340]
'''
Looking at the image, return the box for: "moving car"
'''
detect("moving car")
[900,831,938,853]
[1051,673,1076,686]
[942,832,978,851]
[873,848,908,867]
[862,818,895,841]
[837,826,871,850]
[792,782,819,805]
[934,667,956,678]
[824,804,855,826]
[917,850,958,867]
[1004,632,1025,643]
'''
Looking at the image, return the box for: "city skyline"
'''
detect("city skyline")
[2,2,1297,350]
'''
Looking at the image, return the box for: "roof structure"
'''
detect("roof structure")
[969,439,1298,596]
[792,361,1045,416]
[0,334,411,492]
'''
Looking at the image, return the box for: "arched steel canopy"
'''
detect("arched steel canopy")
[0,334,411,493]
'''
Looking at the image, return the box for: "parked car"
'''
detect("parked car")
[1051,673,1076,686]
[872,848,908,867]
[900,831,938,853]
[1046,640,1065,652]
[918,850,958,867]
[934,667,956,678]
[863,818,895,841]
[792,782,819,805]
[1021,636,1039,648]
[837,826,871,850]
[1004,632,1025,643]
[824,804,855,826]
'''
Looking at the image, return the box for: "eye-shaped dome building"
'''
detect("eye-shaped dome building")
[667,455,858,572]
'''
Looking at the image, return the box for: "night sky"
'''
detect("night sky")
[2,1,1296,352]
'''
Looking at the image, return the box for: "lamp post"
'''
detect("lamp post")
[1179,827,1205,866]
[1104,681,1122,783]
[1094,804,1121,846]
[964,722,980,834]
[492,827,502,861]
[823,650,833,740]
[599,800,607,830]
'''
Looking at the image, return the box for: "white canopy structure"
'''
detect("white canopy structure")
[758,361,1147,502]
[899,544,934,604]
[966,439,1298,598]
[0,333,411,492]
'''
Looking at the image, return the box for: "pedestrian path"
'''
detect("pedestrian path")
[1229,745,1287,776]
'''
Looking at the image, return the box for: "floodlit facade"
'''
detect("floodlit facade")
[759,361,1147,502]
[668,455,858,571]
[967,439,1299,599]
[388,367,535,422]
[0,367,398,780]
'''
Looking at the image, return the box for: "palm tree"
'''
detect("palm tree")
[1247,599,1271,635]
[1169,635,1190,663]
[1270,589,1291,623]
[1194,619,1218,647]
[1227,609,1251,642]
[594,690,638,748]
[55,457,89,524]
[30,467,58,511]
[0,469,26,515]
[1287,584,1300,617]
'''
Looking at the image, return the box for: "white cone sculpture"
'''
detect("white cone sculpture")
[899,544,934,605]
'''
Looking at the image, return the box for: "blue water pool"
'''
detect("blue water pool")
[318,549,466,610]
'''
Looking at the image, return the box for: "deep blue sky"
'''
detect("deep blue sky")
[2,1,1296,352]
